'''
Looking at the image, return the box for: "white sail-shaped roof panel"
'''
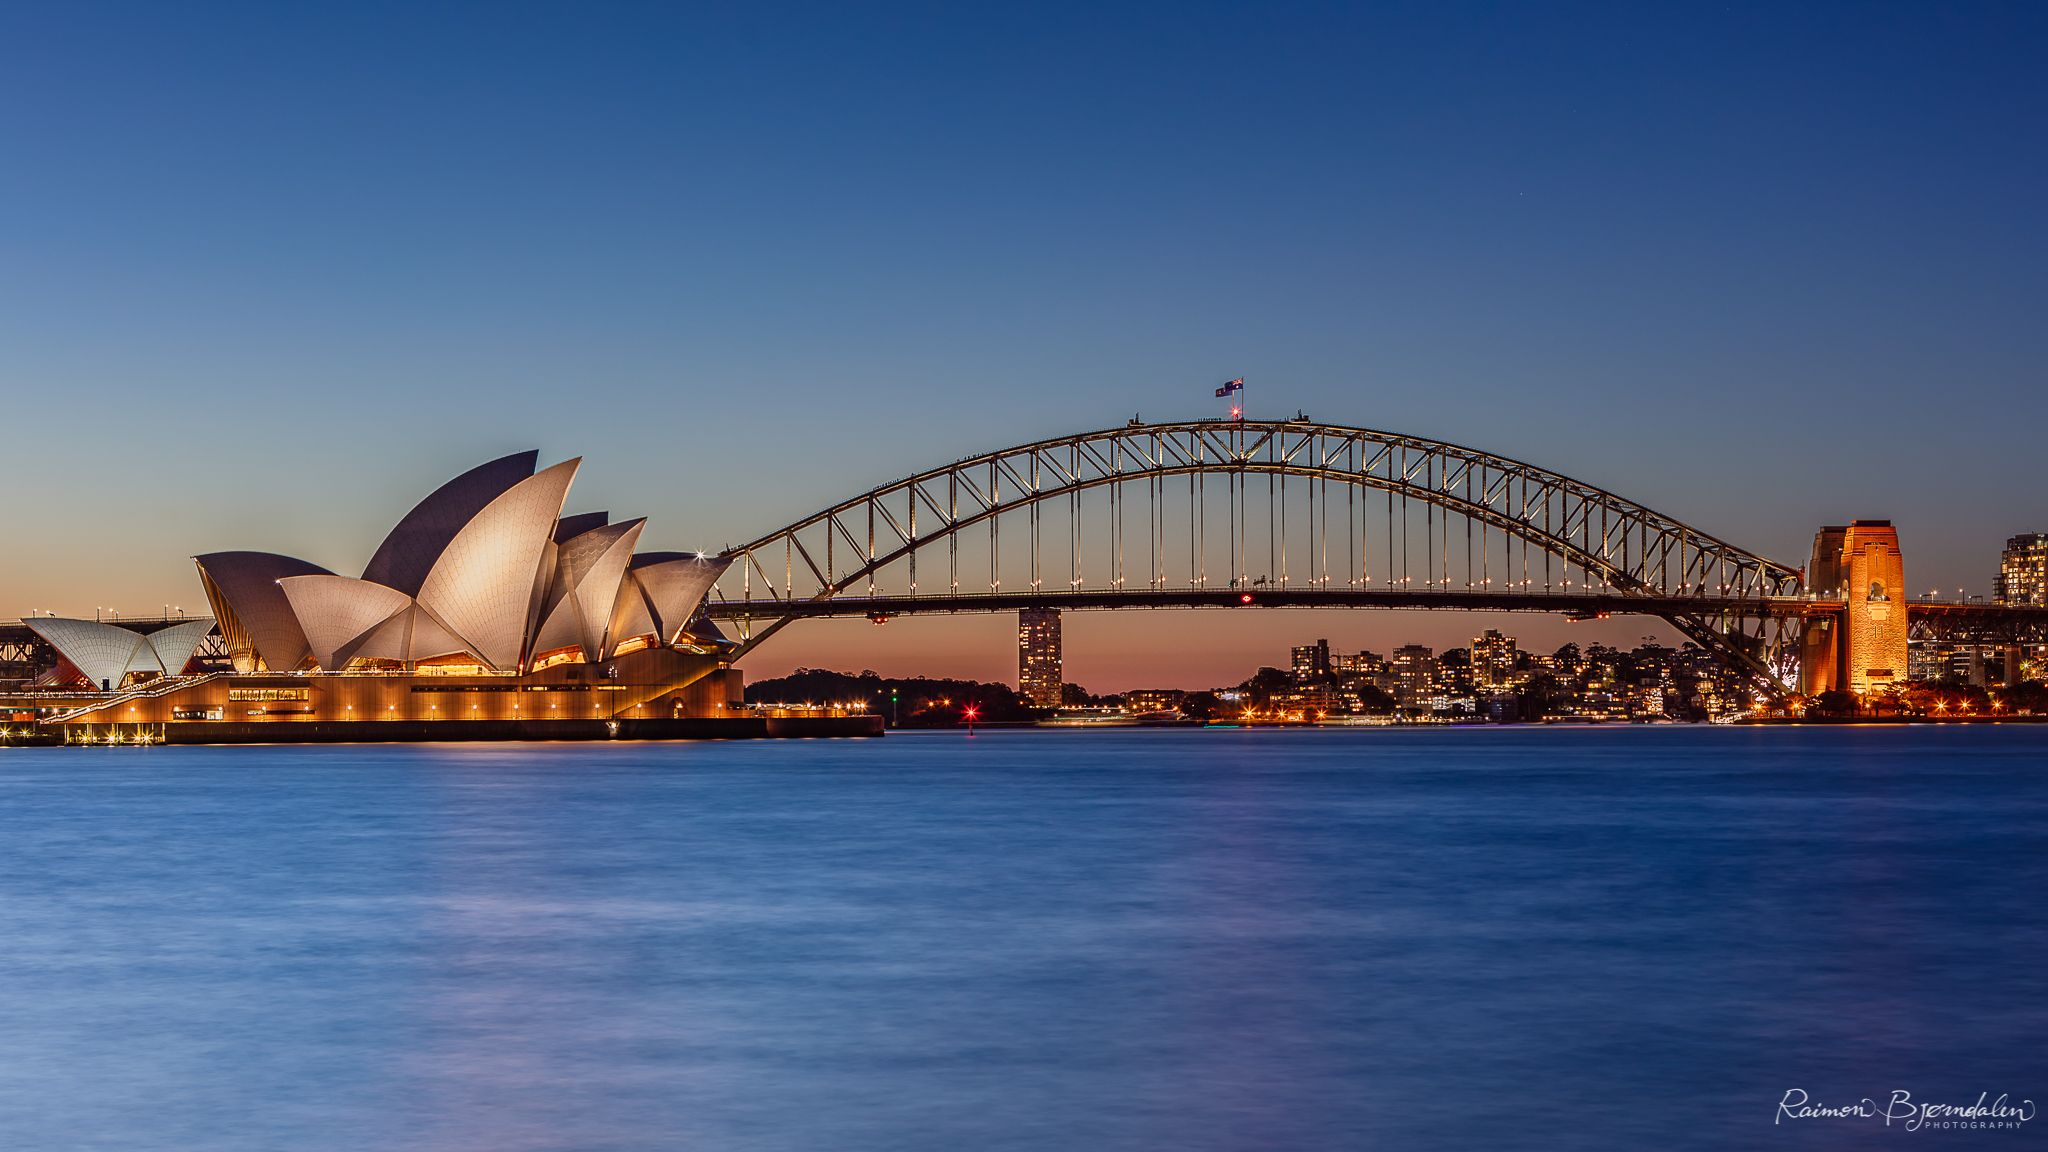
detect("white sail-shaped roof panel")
[278,576,417,671]
[146,619,216,677]
[194,552,333,672]
[538,521,631,624]
[335,605,415,666]
[414,458,580,670]
[523,538,557,669]
[532,594,583,659]
[362,451,538,597]
[606,578,659,651]
[533,520,643,662]
[607,553,732,654]
[574,521,643,660]
[405,604,480,664]
[330,601,481,667]
[24,619,159,689]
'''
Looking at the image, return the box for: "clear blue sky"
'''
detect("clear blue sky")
[4,2,2043,688]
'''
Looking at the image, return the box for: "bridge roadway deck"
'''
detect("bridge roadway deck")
[705,589,1854,620]
[709,589,2048,622]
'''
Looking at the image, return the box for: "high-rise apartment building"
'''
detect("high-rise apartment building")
[1471,629,1518,687]
[1018,608,1062,707]
[1291,639,1332,682]
[1995,533,2048,607]
[1391,645,1435,703]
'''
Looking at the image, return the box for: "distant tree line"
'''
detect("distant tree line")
[746,669,1240,725]
[746,669,1038,727]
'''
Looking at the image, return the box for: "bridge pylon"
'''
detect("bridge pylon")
[1798,521,1908,699]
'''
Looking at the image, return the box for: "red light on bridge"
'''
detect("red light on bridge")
[1240,593,1254,604]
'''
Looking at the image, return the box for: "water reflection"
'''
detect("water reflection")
[0,729,2040,1151]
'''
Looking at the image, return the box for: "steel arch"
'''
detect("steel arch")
[721,420,1798,599]
[712,416,1818,696]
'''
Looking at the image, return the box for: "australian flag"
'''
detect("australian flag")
[1214,378,1244,397]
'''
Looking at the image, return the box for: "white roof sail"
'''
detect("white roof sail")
[361,451,538,597]
[414,458,581,671]
[146,619,216,677]
[575,521,644,660]
[278,576,417,671]
[332,601,482,668]
[335,604,416,666]
[194,552,334,672]
[523,537,557,671]
[606,575,659,652]
[24,618,161,689]
[606,553,733,656]
[532,520,644,662]
[401,603,480,665]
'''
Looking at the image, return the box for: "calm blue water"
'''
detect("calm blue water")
[0,728,2043,1151]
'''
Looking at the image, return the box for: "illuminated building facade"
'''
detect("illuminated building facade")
[1799,520,1908,697]
[1291,639,1332,681]
[1124,689,1186,712]
[8,452,811,741]
[1471,629,1519,687]
[1018,608,1062,707]
[1332,649,1385,675]
[1995,533,2047,607]
[1391,644,1435,704]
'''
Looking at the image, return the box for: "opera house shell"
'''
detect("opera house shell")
[4,452,789,742]
[21,617,216,693]
[195,451,732,675]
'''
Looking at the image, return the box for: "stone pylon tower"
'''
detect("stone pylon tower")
[1799,521,1908,698]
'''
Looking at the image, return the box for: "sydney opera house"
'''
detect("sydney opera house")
[2,453,873,742]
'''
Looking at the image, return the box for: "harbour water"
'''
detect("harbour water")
[0,727,2042,1150]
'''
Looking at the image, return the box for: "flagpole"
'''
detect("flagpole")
[1216,377,1245,422]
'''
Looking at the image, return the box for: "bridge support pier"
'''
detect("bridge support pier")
[1799,521,1908,699]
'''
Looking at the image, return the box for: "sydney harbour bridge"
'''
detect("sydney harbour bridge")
[701,418,2046,702]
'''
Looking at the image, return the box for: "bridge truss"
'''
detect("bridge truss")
[1909,604,2048,646]
[709,420,1811,698]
